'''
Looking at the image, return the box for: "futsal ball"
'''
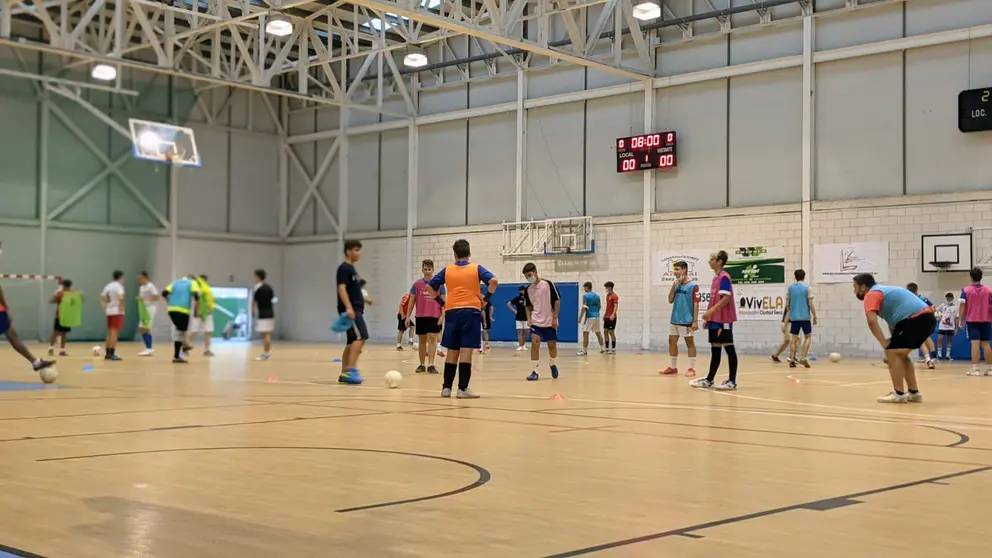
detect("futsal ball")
[829,352,842,363]
[384,370,402,389]
[92,345,102,356]
[39,366,58,384]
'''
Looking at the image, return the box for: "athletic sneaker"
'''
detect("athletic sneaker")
[770,355,781,363]
[47,347,55,356]
[715,380,737,391]
[600,348,606,354]
[800,359,810,369]
[427,365,439,374]
[204,350,215,357]
[686,368,697,377]
[32,359,55,372]
[456,388,480,399]
[527,371,539,381]
[515,346,526,352]
[255,353,271,361]
[689,378,713,388]
[441,387,452,398]
[105,354,122,361]
[172,358,188,364]
[659,367,678,375]
[788,359,797,368]
[877,391,909,403]
[986,367,992,377]
[58,350,69,357]
[926,360,936,370]
[576,350,588,356]
[906,391,924,403]
[396,344,404,351]
[138,349,154,357]
[415,365,427,374]
[550,365,560,379]
[338,369,363,385]
[967,367,983,376]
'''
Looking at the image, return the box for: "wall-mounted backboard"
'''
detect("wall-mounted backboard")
[921,233,972,273]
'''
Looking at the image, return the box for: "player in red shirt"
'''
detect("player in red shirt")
[603,281,619,354]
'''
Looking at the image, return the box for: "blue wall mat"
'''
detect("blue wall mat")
[488,282,579,343]
[920,329,986,361]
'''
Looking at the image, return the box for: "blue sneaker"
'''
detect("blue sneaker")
[526,371,539,381]
[338,369,363,385]
[550,365,560,379]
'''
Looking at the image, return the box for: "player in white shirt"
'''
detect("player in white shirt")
[101,270,126,361]
[138,271,160,357]
[936,292,959,360]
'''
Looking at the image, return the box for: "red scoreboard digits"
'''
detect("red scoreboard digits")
[616,131,677,173]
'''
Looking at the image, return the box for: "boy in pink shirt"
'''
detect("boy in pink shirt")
[958,267,992,376]
[406,259,446,375]
[690,250,739,390]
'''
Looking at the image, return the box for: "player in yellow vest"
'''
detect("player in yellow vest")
[187,274,216,357]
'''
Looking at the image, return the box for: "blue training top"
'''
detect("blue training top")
[583,292,602,319]
[788,283,811,321]
[671,280,697,326]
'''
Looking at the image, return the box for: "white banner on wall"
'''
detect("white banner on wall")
[653,250,712,286]
[735,285,787,321]
[813,243,889,284]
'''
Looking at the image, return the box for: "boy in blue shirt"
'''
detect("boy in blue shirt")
[577,282,604,356]
[785,269,817,368]
[661,260,699,376]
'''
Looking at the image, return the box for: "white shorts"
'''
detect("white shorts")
[669,324,694,337]
[191,314,215,333]
[256,319,275,333]
[141,305,157,328]
[582,318,601,333]
[516,320,529,330]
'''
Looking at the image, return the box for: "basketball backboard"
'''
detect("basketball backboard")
[128,118,201,166]
[921,233,972,273]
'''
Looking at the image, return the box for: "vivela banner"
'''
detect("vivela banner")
[735,285,786,321]
[725,246,786,285]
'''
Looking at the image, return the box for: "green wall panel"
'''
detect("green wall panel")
[0,97,39,219]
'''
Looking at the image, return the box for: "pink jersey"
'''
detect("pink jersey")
[411,278,443,319]
[707,270,738,325]
[961,283,992,323]
[526,279,560,328]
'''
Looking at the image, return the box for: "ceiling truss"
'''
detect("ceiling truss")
[0,0,904,117]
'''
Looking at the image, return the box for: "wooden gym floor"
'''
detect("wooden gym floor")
[1,342,991,558]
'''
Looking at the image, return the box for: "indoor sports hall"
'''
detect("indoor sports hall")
[2,0,992,556]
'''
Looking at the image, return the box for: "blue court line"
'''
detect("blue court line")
[0,382,66,391]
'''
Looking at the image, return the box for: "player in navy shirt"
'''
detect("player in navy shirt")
[906,283,937,368]
[337,240,368,384]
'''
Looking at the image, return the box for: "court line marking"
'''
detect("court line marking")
[541,466,992,557]
[0,544,43,558]
[36,446,491,514]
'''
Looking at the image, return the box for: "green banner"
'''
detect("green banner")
[57,292,84,328]
[725,246,786,284]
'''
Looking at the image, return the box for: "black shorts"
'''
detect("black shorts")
[53,317,71,334]
[169,311,190,332]
[603,318,617,331]
[415,316,441,335]
[397,314,408,332]
[347,313,370,345]
[708,327,734,344]
[888,312,936,350]
[938,329,955,338]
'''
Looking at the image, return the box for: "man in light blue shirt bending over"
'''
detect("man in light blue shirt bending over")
[785,268,817,368]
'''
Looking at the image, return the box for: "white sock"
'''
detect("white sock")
[531,360,539,371]
[549,357,557,368]
[33,358,41,365]
[670,356,678,368]
[689,357,697,369]
[925,353,932,362]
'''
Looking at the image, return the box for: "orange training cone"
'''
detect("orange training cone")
[267,375,279,382]
[548,393,567,401]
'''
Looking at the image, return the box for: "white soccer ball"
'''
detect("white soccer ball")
[829,352,842,363]
[39,366,58,384]
[92,345,102,356]
[384,370,402,389]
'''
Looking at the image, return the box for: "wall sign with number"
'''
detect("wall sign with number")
[616,132,678,173]
[959,88,991,133]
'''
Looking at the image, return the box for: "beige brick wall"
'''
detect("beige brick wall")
[282,192,992,355]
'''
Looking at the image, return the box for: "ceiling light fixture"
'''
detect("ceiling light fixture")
[91,64,117,81]
[632,2,661,21]
[403,52,429,68]
[265,16,293,37]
